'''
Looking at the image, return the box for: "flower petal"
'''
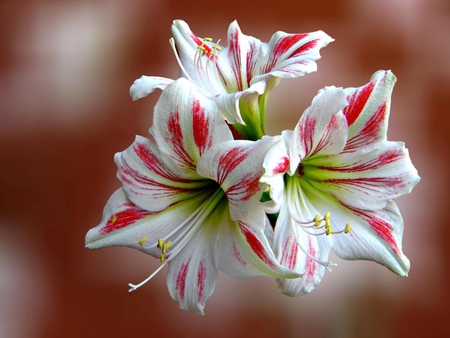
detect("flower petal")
[215,20,263,93]
[166,226,219,315]
[261,131,291,210]
[151,78,233,175]
[275,202,328,297]
[304,141,420,210]
[335,200,410,275]
[214,201,300,279]
[298,181,410,275]
[252,29,334,84]
[197,136,278,221]
[343,70,396,152]
[115,135,210,212]
[289,86,348,173]
[129,76,173,101]
[86,189,212,258]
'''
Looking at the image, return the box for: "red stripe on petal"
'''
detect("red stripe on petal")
[305,238,317,279]
[322,177,405,191]
[168,111,195,168]
[101,206,151,234]
[273,34,308,58]
[343,81,376,127]
[176,259,191,300]
[349,208,400,255]
[280,236,298,270]
[192,99,212,155]
[317,148,403,173]
[132,142,191,183]
[239,222,275,269]
[226,173,261,201]
[197,259,206,303]
[291,39,318,57]
[216,146,249,185]
[228,27,244,91]
[345,103,387,151]
[232,241,247,265]
[273,157,290,174]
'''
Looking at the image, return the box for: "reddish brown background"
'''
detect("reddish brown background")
[1,1,448,337]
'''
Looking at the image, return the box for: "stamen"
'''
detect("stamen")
[345,223,351,234]
[169,38,195,82]
[203,37,213,42]
[128,262,167,293]
[139,236,147,246]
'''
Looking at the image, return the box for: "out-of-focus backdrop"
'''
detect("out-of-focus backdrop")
[1,0,448,337]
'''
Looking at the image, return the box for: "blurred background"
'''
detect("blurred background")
[0,0,448,337]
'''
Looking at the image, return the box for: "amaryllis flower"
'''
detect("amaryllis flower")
[261,70,420,296]
[85,78,299,314]
[130,19,333,140]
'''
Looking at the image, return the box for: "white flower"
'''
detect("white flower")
[85,78,299,314]
[130,20,333,140]
[262,71,420,296]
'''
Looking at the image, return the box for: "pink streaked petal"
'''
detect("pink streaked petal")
[86,189,211,259]
[290,87,348,171]
[261,131,291,209]
[305,141,420,210]
[216,20,262,93]
[252,29,333,84]
[216,203,300,279]
[151,78,233,175]
[129,76,173,101]
[274,202,329,296]
[166,229,219,315]
[115,135,209,212]
[197,136,278,221]
[299,182,410,275]
[343,70,396,152]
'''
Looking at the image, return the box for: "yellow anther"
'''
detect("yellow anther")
[325,226,331,236]
[157,238,165,249]
[313,214,322,226]
[345,223,351,234]
[139,236,147,246]
[324,212,331,227]
[209,51,219,57]
[212,45,222,51]
[160,253,165,263]
[197,45,206,51]
[111,214,117,224]
[203,37,213,42]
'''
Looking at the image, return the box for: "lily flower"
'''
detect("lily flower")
[261,71,420,296]
[130,20,333,140]
[85,78,299,314]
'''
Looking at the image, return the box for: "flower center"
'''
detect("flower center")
[286,173,351,270]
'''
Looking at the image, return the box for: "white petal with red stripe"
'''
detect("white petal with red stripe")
[304,141,420,210]
[115,136,210,213]
[275,202,328,296]
[343,70,396,152]
[197,136,278,222]
[289,87,348,173]
[151,78,233,176]
[299,182,410,275]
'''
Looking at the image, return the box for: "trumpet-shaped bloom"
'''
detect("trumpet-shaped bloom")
[262,71,420,296]
[86,78,299,314]
[130,20,333,140]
